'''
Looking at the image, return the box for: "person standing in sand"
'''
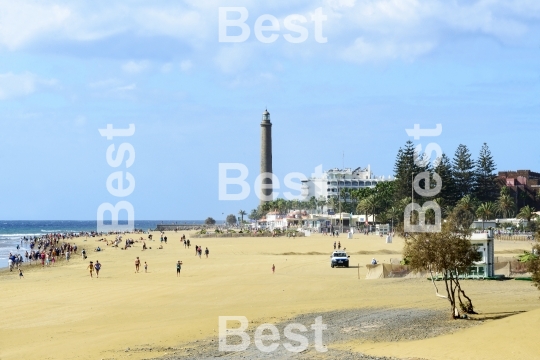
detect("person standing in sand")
[205,247,209,258]
[19,268,24,279]
[144,262,148,273]
[272,264,275,273]
[87,261,94,278]
[177,260,182,277]
[94,261,101,278]
[135,257,141,273]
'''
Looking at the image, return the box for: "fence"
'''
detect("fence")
[494,235,535,241]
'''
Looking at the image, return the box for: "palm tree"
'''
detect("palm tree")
[496,193,515,219]
[457,195,477,217]
[317,196,327,215]
[327,196,338,214]
[517,205,538,222]
[359,195,378,226]
[238,210,247,226]
[386,206,401,230]
[476,202,496,230]
[308,196,317,215]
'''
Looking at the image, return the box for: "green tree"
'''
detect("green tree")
[226,214,237,225]
[317,196,327,214]
[358,194,378,225]
[496,193,515,219]
[453,195,478,229]
[516,205,538,222]
[474,143,498,203]
[403,219,482,318]
[248,208,262,221]
[393,140,423,201]
[327,196,338,213]
[386,206,401,229]
[238,210,247,224]
[374,181,395,212]
[204,217,216,225]
[452,144,475,200]
[475,202,496,230]
[434,153,458,206]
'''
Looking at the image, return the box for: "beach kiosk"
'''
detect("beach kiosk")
[468,230,494,278]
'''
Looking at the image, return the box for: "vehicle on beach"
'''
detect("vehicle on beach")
[330,251,350,268]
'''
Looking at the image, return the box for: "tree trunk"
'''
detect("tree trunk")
[453,276,477,314]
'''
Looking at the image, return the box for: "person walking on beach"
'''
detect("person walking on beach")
[94,261,101,278]
[87,261,94,278]
[198,247,202,259]
[19,268,24,279]
[333,241,336,250]
[272,264,275,273]
[66,250,70,262]
[183,239,187,248]
[135,257,141,273]
[187,239,190,248]
[177,260,182,277]
[144,262,148,273]
[338,241,341,250]
[205,247,209,258]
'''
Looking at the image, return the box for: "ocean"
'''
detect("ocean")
[0,220,207,268]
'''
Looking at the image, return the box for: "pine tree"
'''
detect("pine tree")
[393,140,423,201]
[433,153,458,206]
[452,144,475,200]
[474,143,498,202]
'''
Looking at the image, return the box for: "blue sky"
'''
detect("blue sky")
[0,0,539,220]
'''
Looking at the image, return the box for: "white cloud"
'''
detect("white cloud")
[115,83,137,91]
[0,1,539,67]
[122,60,150,74]
[214,45,255,74]
[75,116,86,126]
[0,72,55,100]
[341,37,435,63]
[88,78,121,89]
[161,63,173,73]
[180,60,193,72]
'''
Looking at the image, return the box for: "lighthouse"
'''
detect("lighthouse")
[260,109,273,205]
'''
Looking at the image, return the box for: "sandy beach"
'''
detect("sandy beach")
[0,232,538,360]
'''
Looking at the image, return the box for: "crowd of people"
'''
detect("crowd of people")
[4,230,218,279]
[7,233,82,272]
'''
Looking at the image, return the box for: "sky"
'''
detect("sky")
[0,0,539,220]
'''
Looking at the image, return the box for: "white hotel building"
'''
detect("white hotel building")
[301,165,392,201]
